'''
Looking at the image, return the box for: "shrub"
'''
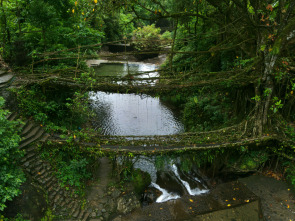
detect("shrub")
[132,24,161,52]
[160,31,172,45]
[183,95,229,131]
[56,158,91,188]
[14,85,90,130]
[0,97,25,211]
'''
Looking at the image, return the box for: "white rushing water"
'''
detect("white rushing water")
[150,182,180,203]
[118,157,209,204]
[172,164,209,196]
[149,164,208,203]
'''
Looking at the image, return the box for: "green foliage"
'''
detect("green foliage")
[13,85,91,130]
[251,95,261,102]
[130,169,151,195]
[233,57,255,70]
[0,97,25,211]
[1,0,103,66]
[103,13,135,41]
[27,0,58,29]
[285,125,295,141]
[179,156,193,173]
[167,23,236,73]
[118,157,133,181]
[40,209,54,221]
[65,91,93,128]
[15,86,55,124]
[160,31,172,45]
[14,86,57,124]
[56,158,91,189]
[132,24,161,51]
[39,140,95,195]
[160,93,185,106]
[229,150,269,171]
[196,149,220,166]
[13,84,96,195]
[183,94,231,131]
[0,213,30,221]
[155,155,170,170]
[270,97,283,113]
[285,161,295,186]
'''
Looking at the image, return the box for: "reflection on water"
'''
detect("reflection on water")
[93,63,159,78]
[93,62,159,85]
[89,92,184,136]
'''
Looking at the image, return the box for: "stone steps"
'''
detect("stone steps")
[21,151,38,164]
[81,210,92,221]
[40,133,50,142]
[20,145,36,154]
[19,120,29,130]
[7,112,18,121]
[6,113,95,220]
[19,127,45,149]
[0,69,7,77]
[21,121,35,136]
[21,124,42,141]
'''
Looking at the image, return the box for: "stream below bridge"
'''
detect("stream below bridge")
[86,60,294,220]
[89,62,210,206]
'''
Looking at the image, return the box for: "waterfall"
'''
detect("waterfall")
[172,164,209,196]
[119,156,209,204]
[150,182,180,203]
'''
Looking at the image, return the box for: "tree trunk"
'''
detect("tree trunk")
[253,52,277,136]
[170,18,178,73]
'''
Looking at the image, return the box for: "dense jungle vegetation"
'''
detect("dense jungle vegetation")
[1,0,295,217]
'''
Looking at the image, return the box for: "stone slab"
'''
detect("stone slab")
[0,74,14,85]
[239,175,295,221]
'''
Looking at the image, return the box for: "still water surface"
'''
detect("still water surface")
[93,62,159,78]
[90,62,183,136]
[89,92,184,136]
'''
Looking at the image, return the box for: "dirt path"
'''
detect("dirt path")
[86,157,114,207]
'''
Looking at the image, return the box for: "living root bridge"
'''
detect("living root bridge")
[47,134,280,156]
[14,68,258,95]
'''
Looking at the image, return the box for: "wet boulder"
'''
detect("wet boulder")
[143,187,161,204]
[130,169,152,195]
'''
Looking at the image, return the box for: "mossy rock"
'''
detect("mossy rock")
[131,169,151,195]
[229,150,269,172]
[239,159,258,170]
